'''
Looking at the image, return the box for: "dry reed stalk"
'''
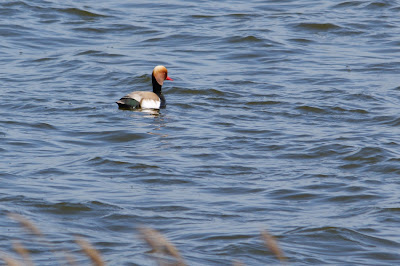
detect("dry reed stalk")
[75,237,105,266]
[12,241,33,266]
[232,260,245,266]
[7,213,42,236]
[138,227,186,266]
[0,253,22,266]
[7,212,66,265]
[261,230,286,264]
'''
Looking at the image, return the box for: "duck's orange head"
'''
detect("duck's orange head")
[152,65,173,86]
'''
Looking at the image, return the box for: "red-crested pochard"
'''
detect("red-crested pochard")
[116,65,173,109]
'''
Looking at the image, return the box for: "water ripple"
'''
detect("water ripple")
[2,0,400,265]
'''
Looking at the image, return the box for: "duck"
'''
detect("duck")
[116,65,173,110]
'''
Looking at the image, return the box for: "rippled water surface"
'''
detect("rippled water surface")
[1,0,400,265]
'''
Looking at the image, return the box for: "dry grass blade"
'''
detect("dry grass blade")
[12,241,33,266]
[0,253,22,266]
[139,227,186,266]
[75,237,105,266]
[7,213,42,236]
[261,230,286,264]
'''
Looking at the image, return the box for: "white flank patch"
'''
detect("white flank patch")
[141,99,160,109]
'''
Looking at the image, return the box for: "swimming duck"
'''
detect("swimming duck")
[116,65,173,109]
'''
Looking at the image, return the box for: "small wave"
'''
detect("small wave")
[82,130,149,143]
[1,120,57,130]
[328,193,380,203]
[128,163,160,170]
[72,27,113,34]
[139,177,193,185]
[57,7,109,18]
[365,1,392,9]
[305,143,353,158]
[296,105,326,114]
[190,14,217,19]
[200,233,251,242]
[226,13,259,19]
[343,146,389,163]
[375,207,400,216]
[330,106,369,114]
[287,226,399,248]
[33,201,118,214]
[245,100,282,106]
[332,1,364,8]
[31,57,57,63]
[88,156,130,166]
[168,87,224,96]
[295,22,341,32]
[32,122,57,130]
[3,0,42,10]
[288,38,315,44]
[0,24,34,38]
[270,189,320,201]
[75,49,124,57]
[373,116,400,127]
[226,35,264,44]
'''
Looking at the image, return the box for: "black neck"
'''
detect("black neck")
[152,74,162,95]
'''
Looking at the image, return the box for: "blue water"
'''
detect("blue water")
[1,0,400,265]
